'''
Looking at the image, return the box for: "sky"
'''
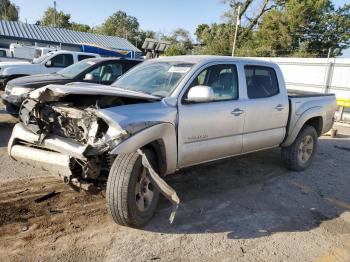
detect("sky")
[10,0,350,57]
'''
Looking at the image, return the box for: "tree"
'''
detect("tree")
[195,23,234,55]
[196,0,350,57]
[98,11,139,42]
[246,0,350,57]
[70,22,91,33]
[0,0,19,21]
[161,28,193,56]
[195,0,279,56]
[40,7,92,33]
[137,30,156,49]
[41,7,71,28]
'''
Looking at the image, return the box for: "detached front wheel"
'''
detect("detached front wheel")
[106,151,159,227]
[281,125,318,171]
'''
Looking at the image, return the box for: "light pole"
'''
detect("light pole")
[231,5,241,57]
[53,1,57,27]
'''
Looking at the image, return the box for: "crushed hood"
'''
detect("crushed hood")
[29,83,162,102]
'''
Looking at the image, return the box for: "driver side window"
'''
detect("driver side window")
[189,64,239,101]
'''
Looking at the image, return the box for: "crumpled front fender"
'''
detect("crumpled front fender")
[110,122,177,175]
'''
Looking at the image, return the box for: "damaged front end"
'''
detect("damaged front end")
[8,85,159,188]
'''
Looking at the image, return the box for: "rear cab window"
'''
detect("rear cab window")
[78,55,96,61]
[244,65,279,99]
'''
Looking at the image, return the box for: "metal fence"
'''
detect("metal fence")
[251,57,350,108]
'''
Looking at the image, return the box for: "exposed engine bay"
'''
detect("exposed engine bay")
[13,85,160,188]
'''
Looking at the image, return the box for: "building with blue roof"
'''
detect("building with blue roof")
[0,20,141,58]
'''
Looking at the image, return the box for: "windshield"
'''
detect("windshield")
[57,59,96,78]
[112,61,194,97]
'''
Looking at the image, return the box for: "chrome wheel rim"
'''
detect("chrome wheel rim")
[135,168,154,212]
[298,135,314,163]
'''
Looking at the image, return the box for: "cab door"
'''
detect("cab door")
[46,54,74,73]
[177,63,245,168]
[242,65,289,152]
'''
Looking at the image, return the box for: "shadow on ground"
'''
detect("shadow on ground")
[143,137,350,239]
[1,121,349,241]
[0,122,15,147]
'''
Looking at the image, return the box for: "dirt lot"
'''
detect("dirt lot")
[1,93,350,261]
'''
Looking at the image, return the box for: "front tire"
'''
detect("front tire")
[281,125,318,171]
[106,151,159,227]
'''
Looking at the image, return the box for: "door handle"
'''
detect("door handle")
[231,108,244,116]
[275,104,284,111]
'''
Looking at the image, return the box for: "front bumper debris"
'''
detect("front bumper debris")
[138,149,180,224]
[10,144,72,177]
[8,123,90,179]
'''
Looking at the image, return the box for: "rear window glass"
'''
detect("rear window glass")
[78,55,96,61]
[245,66,279,99]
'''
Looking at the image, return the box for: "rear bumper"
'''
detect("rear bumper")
[8,123,88,178]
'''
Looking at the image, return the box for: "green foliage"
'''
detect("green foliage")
[195,0,350,57]
[98,11,139,43]
[39,7,92,33]
[0,0,19,21]
[70,22,91,33]
[137,30,156,49]
[162,28,193,56]
[194,23,234,55]
[246,0,350,57]
[41,7,71,28]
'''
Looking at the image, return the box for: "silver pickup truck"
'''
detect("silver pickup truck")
[8,56,337,227]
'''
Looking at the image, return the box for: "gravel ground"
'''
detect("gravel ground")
[0,93,350,261]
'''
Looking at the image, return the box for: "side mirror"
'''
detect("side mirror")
[186,85,214,103]
[84,73,93,81]
[45,60,52,67]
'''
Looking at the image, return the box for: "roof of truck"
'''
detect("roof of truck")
[156,55,277,65]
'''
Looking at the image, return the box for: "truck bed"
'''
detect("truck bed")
[287,90,335,98]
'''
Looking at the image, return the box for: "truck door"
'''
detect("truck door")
[46,54,74,73]
[177,63,245,168]
[242,65,289,152]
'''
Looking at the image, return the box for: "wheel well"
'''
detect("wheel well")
[142,140,167,176]
[304,117,323,136]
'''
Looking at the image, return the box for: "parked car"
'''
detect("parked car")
[8,56,337,227]
[1,57,143,114]
[0,50,99,89]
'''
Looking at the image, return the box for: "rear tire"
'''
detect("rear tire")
[281,125,318,171]
[106,151,159,227]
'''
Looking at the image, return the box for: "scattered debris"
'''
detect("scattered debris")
[150,256,161,261]
[334,145,350,152]
[48,208,63,215]
[16,188,29,195]
[34,191,60,203]
[137,149,180,224]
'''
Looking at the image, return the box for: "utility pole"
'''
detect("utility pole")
[53,1,57,27]
[231,5,241,57]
